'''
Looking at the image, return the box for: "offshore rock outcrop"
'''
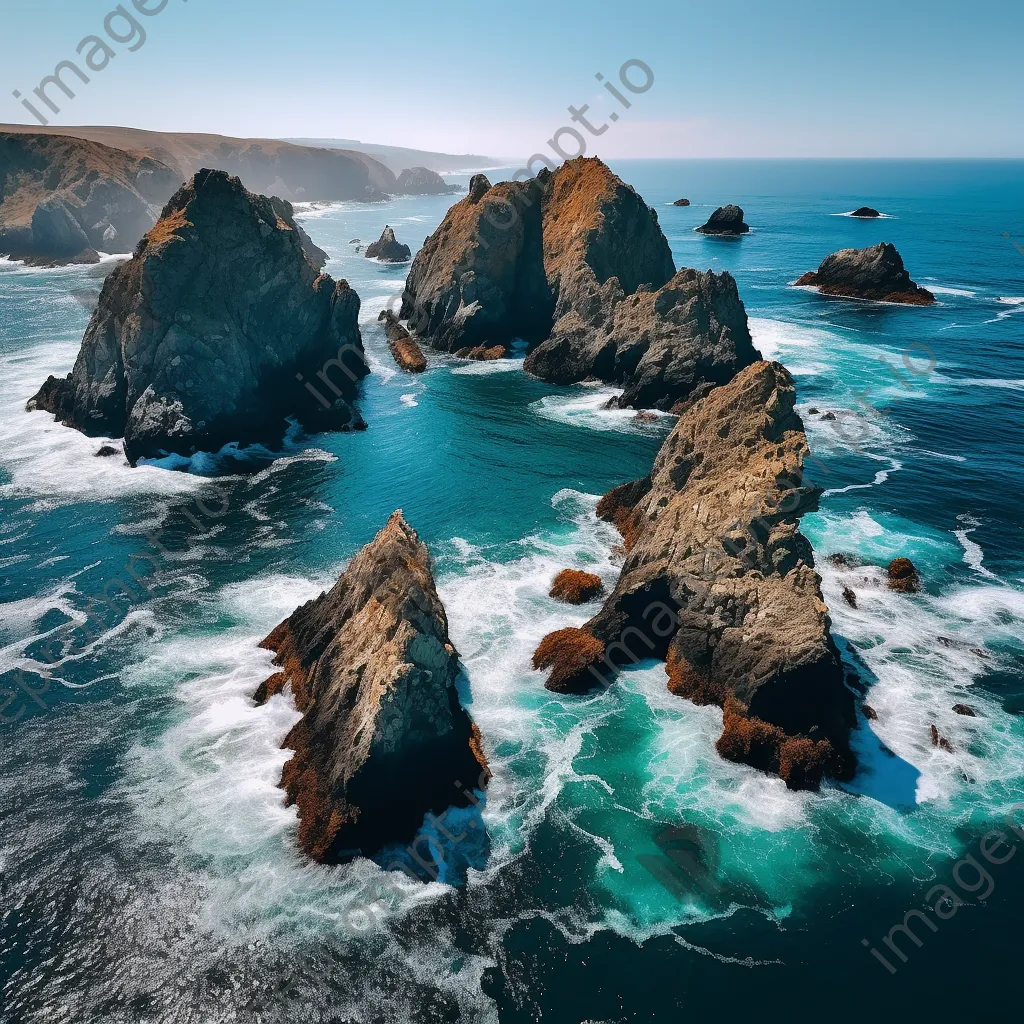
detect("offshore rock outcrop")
[28,169,368,464]
[378,310,427,373]
[255,511,490,863]
[696,205,749,235]
[366,225,411,262]
[395,166,460,195]
[851,207,882,218]
[402,157,756,409]
[0,132,180,265]
[534,361,855,790]
[795,243,935,305]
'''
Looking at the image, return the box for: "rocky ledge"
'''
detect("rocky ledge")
[255,511,490,862]
[28,169,368,465]
[795,242,935,305]
[696,205,749,235]
[395,166,460,195]
[379,310,427,373]
[533,361,855,790]
[401,158,758,410]
[365,225,411,262]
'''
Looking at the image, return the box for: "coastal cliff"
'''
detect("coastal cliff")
[796,242,935,305]
[401,158,759,409]
[534,361,855,790]
[255,511,490,863]
[0,132,180,265]
[28,169,368,464]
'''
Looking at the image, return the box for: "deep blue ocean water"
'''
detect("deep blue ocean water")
[1,159,1022,1022]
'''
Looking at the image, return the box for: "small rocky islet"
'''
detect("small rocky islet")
[796,241,935,304]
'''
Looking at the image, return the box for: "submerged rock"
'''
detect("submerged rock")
[394,166,460,195]
[851,206,882,218]
[842,586,858,608]
[27,169,368,465]
[887,557,921,593]
[256,511,490,863]
[534,361,855,789]
[378,310,427,373]
[863,704,878,720]
[94,445,120,458]
[549,569,604,604]
[795,243,935,305]
[365,225,411,262]
[695,205,749,235]
[401,157,757,410]
[952,703,977,717]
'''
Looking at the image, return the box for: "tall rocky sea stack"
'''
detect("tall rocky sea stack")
[27,169,368,464]
[534,361,855,790]
[400,157,759,410]
[255,512,490,863]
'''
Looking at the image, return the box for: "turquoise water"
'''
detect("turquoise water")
[1,159,1023,1021]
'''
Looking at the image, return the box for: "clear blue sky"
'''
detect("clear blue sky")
[4,0,1022,158]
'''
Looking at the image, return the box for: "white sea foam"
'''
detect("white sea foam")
[926,285,977,297]
[531,389,672,434]
[451,358,524,375]
[954,513,998,579]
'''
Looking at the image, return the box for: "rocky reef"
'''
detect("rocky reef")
[795,242,935,305]
[696,205,749,235]
[366,225,412,262]
[28,169,368,464]
[255,511,490,863]
[401,158,757,409]
[533,361,855,789]
[395,166,460,195]
[379,310,427,372]
[0,132,180,265]
[851,206,882,218]
[673,198,691,206]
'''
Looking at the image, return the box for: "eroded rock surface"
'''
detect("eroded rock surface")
[796,243,935,305]
[534,361,855,789]
[402,158,756,409]
[28,169,368,464]
[256,511,490,862]
[696,205,749,235]
[379,310,427,372]
[365,225,411,262]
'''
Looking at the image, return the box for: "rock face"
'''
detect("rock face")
[379,310,427,373]
[549,569,604,604]
[395,166,460,195]
[0,132,180,265]
[696,205,749,235]
[887,557,921,592]
[28,169,368,464]
[851,207,882,218]
[403,158,754,409]
[366,225,412,262]
[255,511,490,863]
[534,361,855,789]
[526,266,760,411]
[795,243,935,305]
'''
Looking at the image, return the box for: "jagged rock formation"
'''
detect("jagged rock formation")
[526,266,760,411]
[402,158,755,409]
[269,196,328,269]
[851,207,882,218]
[0,132,180,265]
[696,205,749,235]
[887,557,921,592]
[366,225,412,262]
[28,169,368,464]
[533,361,855,790]
[378,310,427,372]
[395,166,460,195]
[456,345,506,360]
[796,243,935,305]
[254,511,490,863]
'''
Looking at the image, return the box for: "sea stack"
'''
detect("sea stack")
[696,205,749,235]
[534,361,855,790]
[255,511,490,863]
[365,225,412,262]
[27,169,368,464]
[402,157,758,410]
[395,167,460,195]
[378,309,427,373]
[795,243,935,305]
